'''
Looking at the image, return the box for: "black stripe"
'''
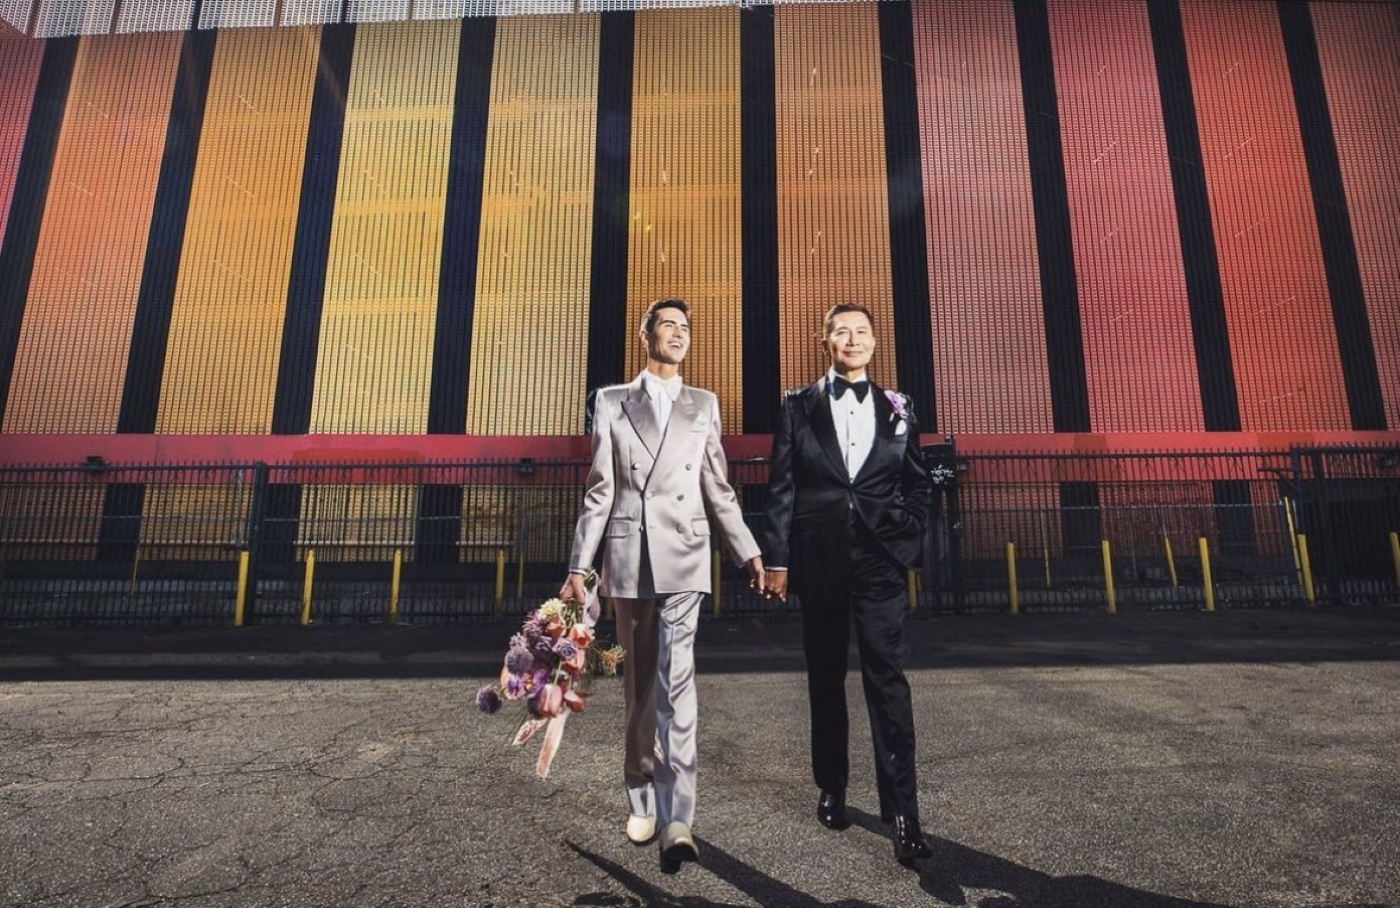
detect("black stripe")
[1013,0,1090,434]
[0,37,77,425]
[271,23,355,435]
[117,29,216,433]
[585,11,634,402]
[1147,0,1241,431]
[740,5,779,434]
[1277,2,1386,430]
[96,482,144,564]
[1059,481,1102,556]
[878,0,936,432]
[1212,479,1257,556]
[426,17,495,435]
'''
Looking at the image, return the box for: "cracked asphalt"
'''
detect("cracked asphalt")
[1,605,1397,908]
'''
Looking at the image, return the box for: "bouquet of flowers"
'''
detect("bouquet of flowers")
[475,570,624,779]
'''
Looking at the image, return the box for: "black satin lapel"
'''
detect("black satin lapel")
[804,383,847,478]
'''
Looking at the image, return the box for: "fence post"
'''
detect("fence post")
[1006,542,1019,615]
[494,548,506,616]
[1101,540,1116,615]
[241,462,270,625]
[1198,537,1215,612]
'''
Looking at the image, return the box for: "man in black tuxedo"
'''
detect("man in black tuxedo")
[761,302,934,866]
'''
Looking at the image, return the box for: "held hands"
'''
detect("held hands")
[762,570,788,602]
[560,572,589,605]
[746,556,765,595]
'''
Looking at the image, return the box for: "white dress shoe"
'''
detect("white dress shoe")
[659,821,699,869]
[626,814,657,845]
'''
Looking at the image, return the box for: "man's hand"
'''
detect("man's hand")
[746,556,765,593]
[763,570,788,602]
[559,572,588,604]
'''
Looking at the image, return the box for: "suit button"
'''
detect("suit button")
[677,494,685,501]
[646,491,654,499]
[631,463,640,470]
[685,464,693,470]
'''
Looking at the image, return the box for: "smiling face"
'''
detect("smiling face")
[641,304,691,370]
[822,307,876,379]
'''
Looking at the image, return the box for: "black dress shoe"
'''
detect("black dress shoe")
[892,815,932,865]
[816,790,851,830]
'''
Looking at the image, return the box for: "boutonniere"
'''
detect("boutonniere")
[884,390,908,422]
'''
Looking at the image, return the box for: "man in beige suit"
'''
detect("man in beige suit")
[561,298,763,873]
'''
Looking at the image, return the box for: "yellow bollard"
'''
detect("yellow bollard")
[389,549,402,625]
[1007,542,1020,616]
[516,551,526,599]
[494,548,506,616]
[1163,535,1178,587]
[300,549,315,626]
[1101,540,1116,615]
[907,570,918,612]
[1040,512,1052,589]
[712,549,722,616]
[1199,537,1215,612]
[234,550,250,627]
[1391,532,1400,590]
[1298,534,1315,604]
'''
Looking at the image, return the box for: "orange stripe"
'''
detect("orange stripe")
[4,34,181,433]
[0,39,43,250]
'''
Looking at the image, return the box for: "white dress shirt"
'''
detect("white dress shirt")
[827,369,875,479]
[643,372,683,429]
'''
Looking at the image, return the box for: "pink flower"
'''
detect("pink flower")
[536,683,564,718]
[885,389,908,421]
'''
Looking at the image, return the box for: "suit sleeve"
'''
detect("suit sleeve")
[567,391,615,573]
[762,394,797,569]
[699,396,761,565]
[900,405,934,535]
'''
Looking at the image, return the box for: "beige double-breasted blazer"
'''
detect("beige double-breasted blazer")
[567,374,760,598]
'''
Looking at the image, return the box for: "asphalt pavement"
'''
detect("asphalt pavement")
[1,605,1397,908]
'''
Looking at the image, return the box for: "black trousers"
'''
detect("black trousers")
[799,520,921,822]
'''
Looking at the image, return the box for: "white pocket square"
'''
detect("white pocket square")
[894,421,907,436]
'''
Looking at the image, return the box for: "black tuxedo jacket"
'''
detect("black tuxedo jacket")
[763,379,933,596]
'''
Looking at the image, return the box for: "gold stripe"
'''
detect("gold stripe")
[310,20,460,434]
[627,7,743,430]
[156,27,321,433]
[774,3,896,392]
[467,14,599,436]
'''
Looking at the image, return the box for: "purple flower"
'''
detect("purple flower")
[504,646,535,675]
[553,639,579,661]
[503,673,527,699]
[475,683,503,714]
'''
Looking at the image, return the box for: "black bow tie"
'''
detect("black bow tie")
[831,377,870,402]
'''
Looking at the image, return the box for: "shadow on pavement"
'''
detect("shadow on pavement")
[1,606,1397,683]
[567,830,1235,908]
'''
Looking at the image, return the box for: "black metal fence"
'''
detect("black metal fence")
[2,445,1398,625]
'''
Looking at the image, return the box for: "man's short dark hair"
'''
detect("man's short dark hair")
[642,298,689,333]
[823,302,874,337]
